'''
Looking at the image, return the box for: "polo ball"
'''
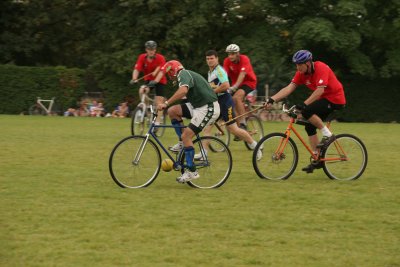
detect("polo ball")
[161,158,173,172]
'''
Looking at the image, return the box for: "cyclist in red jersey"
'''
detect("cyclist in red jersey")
[264,50,346,173]
[130,40,167,125]
[223,44,257,137]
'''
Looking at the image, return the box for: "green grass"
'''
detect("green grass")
[1,115,399,267]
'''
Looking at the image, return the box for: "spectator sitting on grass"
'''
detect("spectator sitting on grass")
[111,102,129,118]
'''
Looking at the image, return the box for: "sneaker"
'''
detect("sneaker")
[256,148,263,161]
[194,150,207,161]
[302,161,323,173]
[234,123,248,141]
[176,170,200,183]
[316,135,336,148]
[169,141,183,153]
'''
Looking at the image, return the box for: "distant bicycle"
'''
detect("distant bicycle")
[29,97,59,115]
[130,84,166,137]
[252,105,368,181]
[110,106,233,189]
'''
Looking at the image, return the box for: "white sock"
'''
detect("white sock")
[248,141,257,149]
[321,126,332,137]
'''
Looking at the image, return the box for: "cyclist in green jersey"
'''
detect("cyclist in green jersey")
[157,60,220,183]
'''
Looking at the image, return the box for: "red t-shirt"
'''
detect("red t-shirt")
[134,53,167,85]
[291,61,346,104]
[223,54,257,89]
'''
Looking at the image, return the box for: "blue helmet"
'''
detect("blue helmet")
[292,50,312,64]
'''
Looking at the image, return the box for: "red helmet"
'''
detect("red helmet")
[162,60,184,79]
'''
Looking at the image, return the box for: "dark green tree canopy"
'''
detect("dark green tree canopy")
[1,0,399,88]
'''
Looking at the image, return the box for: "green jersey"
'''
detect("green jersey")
[177,69,217,108]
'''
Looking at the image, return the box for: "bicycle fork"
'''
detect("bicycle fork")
[132,135,150,165]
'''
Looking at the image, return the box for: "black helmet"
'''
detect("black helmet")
[145,40,157,49]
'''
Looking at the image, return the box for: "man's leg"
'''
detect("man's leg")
[176,127,199,183]
[154,95,165,126]
[232,89,246,126]
[167,105,185,152]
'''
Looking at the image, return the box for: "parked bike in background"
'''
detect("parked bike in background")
[29,97,60,115]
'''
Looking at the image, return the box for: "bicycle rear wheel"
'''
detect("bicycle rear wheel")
[252,133,298,180]
[131,107,146,135]
[321,134,368,180]
[183,136,232,189]
[29,104,46,115]
[244,115,264,150]
[109,135,161,188]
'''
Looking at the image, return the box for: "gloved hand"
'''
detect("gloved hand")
[227,86,237,94]
[295,102,307,111]
[129,79,137,85]
[147,80,157,88]
[263,97,275,108]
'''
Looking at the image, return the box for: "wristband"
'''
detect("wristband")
[266,97,275,104]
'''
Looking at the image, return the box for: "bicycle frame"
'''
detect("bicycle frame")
[278,105,349,164]
[136,89,154,119]
[134,108,209,170]
[36,97,55,115]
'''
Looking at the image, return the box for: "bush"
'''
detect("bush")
[0,65,87,114]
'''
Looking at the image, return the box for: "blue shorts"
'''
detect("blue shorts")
[217,93,236,126]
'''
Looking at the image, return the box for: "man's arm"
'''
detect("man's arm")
[270,82,297,102]
[304,86,324,105]
[231,71,246,90]
[158,85,188,110]
[214,81,230,94]
[132,69,140,81]
[152,66,161,78]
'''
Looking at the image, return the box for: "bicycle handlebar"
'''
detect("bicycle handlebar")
[282,104,300,119]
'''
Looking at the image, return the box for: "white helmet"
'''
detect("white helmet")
[226,44,240,53]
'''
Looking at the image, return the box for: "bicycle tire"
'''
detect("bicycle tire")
[209,122,230,152]
[321,133,368,180]
[109,135,161,188]
[244,115,264,150]
[29,104,46,115]
[131,107,146,135]
[252,133,298,180]
[179,136,232,189]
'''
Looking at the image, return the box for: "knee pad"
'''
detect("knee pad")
[301,109,313,120]
[305,123,317,136]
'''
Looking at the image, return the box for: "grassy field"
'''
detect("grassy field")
[1,115,399,267]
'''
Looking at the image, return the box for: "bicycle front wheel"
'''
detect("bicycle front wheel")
[322,134,368,180]
[109,135,161,188]
[185,136,232,189]
[209,122,230,152]
[244,115,264,150]
[29,104,46,115]
[131,107,146,135]
[252,133,298,180]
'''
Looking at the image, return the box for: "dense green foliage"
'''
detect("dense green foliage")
[0,0,399,121]
[0,65,86,114]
